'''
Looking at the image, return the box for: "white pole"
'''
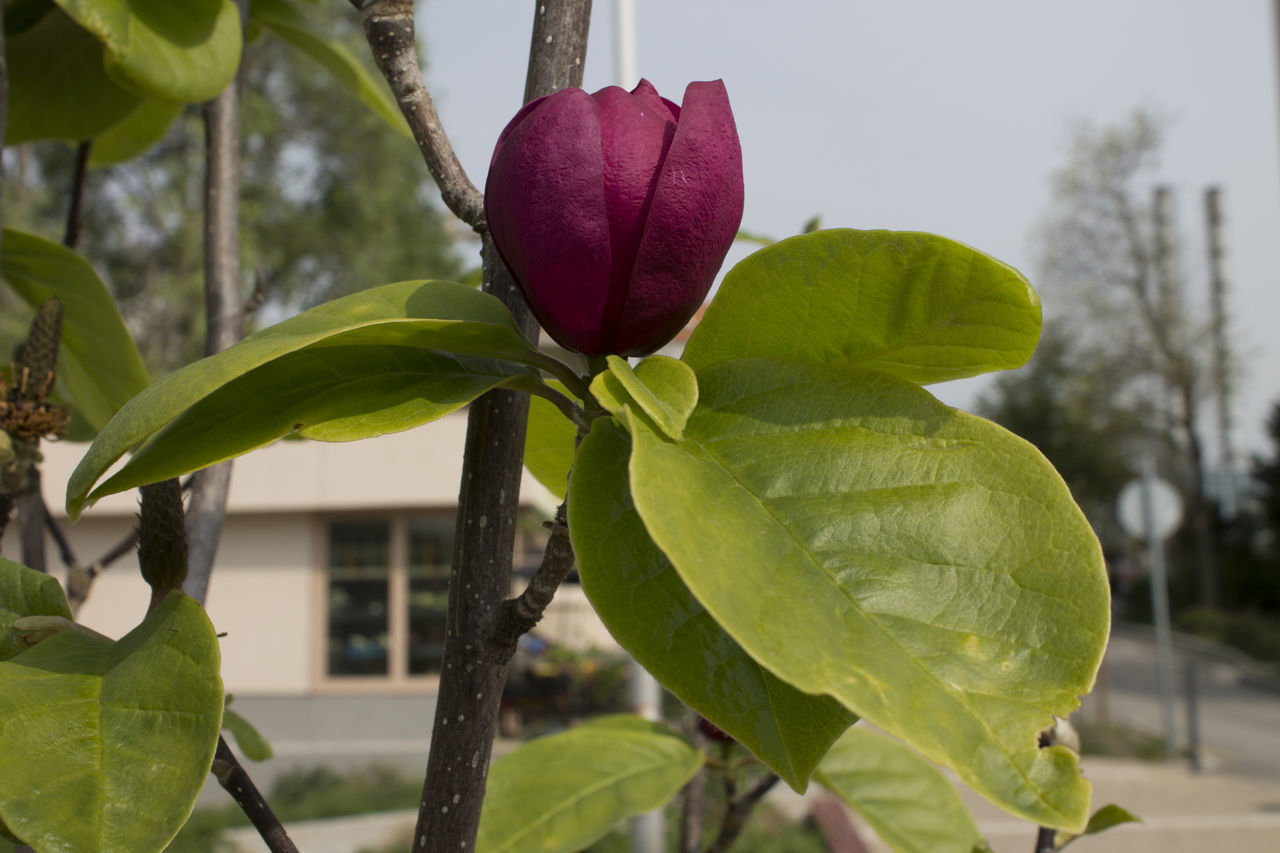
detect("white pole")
[615,0,638,87]
[1141,450,1180,760]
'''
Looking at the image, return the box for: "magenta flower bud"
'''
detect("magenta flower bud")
[484,79,744,356]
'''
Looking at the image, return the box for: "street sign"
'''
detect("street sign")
[1117,477,1183,540]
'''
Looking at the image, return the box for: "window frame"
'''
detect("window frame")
[313,510,453,692]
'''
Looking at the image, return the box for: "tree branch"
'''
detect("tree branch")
[408,4,592,850]
[706,772,780,853]
[186,0,248,605]
[62,141,91,248]
[355,0,485,229]
[493,502,575,653]
[212,736,299,853]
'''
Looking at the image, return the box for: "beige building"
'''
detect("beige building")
[5,411,617,698]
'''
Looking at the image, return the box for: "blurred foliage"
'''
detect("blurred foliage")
[164,764,422,853]
[2,4,463,376]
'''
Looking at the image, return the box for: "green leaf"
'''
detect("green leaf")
[815,726,983,853]
[66,280,552,518]
[1,229,151,432]
[590,355,698,441]
[88,98,184,167]
[683,229,1041,384]
[0,593,223,853]
[622,358,1109,831]
[569,420,854,791]
[476,715,701,853]
[52,0,242,102]
[0,557,72,662]
[249,0,412,139]
[524,380,579,501]
[91,346,535,500]
[1056,803,1141,849]
[4,5,143,143]
[223,705,273,762]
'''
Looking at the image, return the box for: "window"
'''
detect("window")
[325,514,454,682]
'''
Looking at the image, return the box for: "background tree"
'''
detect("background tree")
[1034,108,1221,607]
[1,4,463,375]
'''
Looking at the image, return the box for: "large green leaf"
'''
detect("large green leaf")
[622,358,1108,831]
[523,381,579,501]
[1,229,150,432]
[4,4,143,143]
[0,557,72,662]
[570,419,855,791]
[683,229,1041,384]
[815,726,984,853]
[249,0,411,139]
[88,97,184,167]
[66,280,556,517]
[52,0,242,102]
[476,715,701,853]
[0,593,223,853]
[89,346,536,500]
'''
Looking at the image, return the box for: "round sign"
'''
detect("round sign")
[1117,477,1183,540]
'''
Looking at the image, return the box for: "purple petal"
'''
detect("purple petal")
[593,84,677,353]
[484,89,613,354]
[616,79,744,355]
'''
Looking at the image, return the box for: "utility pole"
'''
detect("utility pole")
[1205,187,1238,519]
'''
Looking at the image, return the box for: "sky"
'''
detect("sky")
[414,0,1280,465]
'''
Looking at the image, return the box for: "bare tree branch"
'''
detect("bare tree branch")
[185,0,249,605]
[355,0,486,229]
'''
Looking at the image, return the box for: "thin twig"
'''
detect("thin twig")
[354,0,485,229]
[62,140,91,249]
[706,773,780,853]
[211,736,299,853]
[493,502,575,653]
[1034,825,1056,852]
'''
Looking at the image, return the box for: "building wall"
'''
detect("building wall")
[2,413,618,701]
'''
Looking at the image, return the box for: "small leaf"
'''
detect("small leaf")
[476,715,701,853]
[4,5,143,143]
[1056,803,1141,849]
[89,98,184,167]
[1,229,151,433]
[590,355,698,440]
[223,706,273,762]
[683,229,1041,384]
[0,593,223,853]
[90,346,535,500]
[53,0,242,102]
[0,557,72,662]
[623,358,1108,830]
[570,420,854,791]
[524,381,579,501]
[815,726,983,853]
[66,279,555,518]
[250,0,411,138]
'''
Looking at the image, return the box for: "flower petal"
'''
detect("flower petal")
[617,80,744,355]
[484,89,612,354]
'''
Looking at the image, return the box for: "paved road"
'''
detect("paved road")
[1080,621,1280,781]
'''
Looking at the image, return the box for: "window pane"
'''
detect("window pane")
[407,515,454,675]
[328,520,390,676]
